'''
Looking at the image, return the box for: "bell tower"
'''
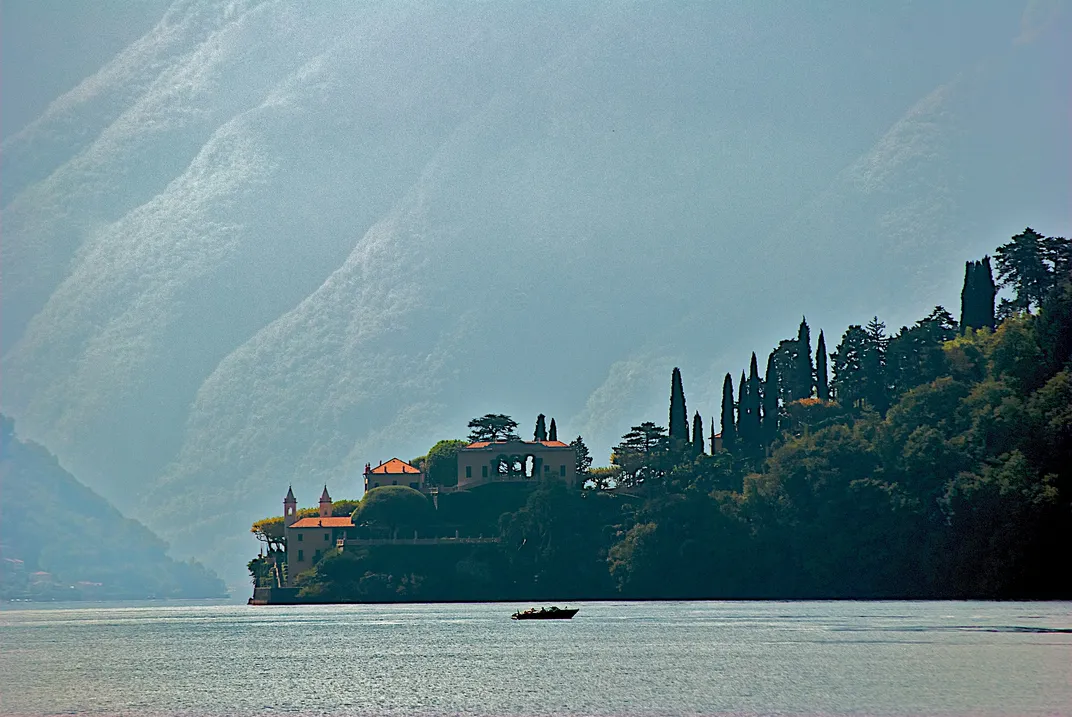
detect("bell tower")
[319,485,332,518]
[284,486,298,528]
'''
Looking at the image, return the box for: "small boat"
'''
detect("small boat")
[511,606,578,620]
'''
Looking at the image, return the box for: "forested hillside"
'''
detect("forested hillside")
[0,416,226,600]
[3,2,1068,582]
[273,228,1070,601]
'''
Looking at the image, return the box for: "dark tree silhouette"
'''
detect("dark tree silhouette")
[467,414,519,442]
[795,317,815,399]
[569,435,592,476]
[720,373,736,452]
[762,350,779,446]
[815,330,829,401]
[534,414,548,442]
[548,418,558,442]
[669,367,688,443]
[691,412,704,456]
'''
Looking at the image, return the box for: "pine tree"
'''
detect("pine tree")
[534,414,548,442]
[669,367,688,443]
[796,317,815,399]
[691,411,704,456]
[995,227,1052,313]
[548,418,558,442]
[569,435,592,475]
[815,330,829,401]
[762,350,779,446]
[720,373,736,452]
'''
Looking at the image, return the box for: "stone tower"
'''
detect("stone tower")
[283,486,298,528]
[318,485,332,518]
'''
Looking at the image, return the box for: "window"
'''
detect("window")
[560,465,566,476]
[410,482,419,490]
[324,532,330,542]
[544,464,550,472]
[297,550,304,561]
[466,466,472,478]
[481,465,488,478]
[392,480,398,485]
[313,550,321,563]
[297,533,303,542]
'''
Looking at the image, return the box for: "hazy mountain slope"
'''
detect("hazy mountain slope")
[2,1,1069,579]
[0,416,225,599]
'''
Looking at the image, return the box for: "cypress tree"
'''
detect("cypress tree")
[709,417,717,454]
[815,330,829,401]
[960,260,976,332]
[737,370,747,444]
[979,256,997,330]
[548,418,558,442]
[691,411,704,456]
[745,354,762,448]
[720,373,736,452]
[534,414,547,442]
[796,317,815,398]
[669,367,688,443]
[762,350,779,446]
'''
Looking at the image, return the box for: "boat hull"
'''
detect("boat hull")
[511,608,578,620]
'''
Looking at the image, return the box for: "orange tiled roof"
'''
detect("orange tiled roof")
[464,440,571,449]
[368,457,421,475]
[289,516,353,529]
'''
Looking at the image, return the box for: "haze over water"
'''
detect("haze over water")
[2,601,1070,716]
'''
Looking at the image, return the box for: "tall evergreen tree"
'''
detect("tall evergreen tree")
[736,370,747,444]
[863,317,890,414]
[815,330,829,401]
[995,227,1052,314]
[961,258,997,331]
[720,373,736,452]
[691,412,704,456]
[979,256,997,330]
[534,414,548,442]
[762,350,779,446]
[743,354,762,449]
[960,260,977,331]
[795,317,815,399]
[548,418,558,442]
[668,367,688,443]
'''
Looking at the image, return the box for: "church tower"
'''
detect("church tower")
[318,485,332,518]
[283,486,298,528]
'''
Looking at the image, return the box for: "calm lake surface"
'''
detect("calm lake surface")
[1,600,1070,717]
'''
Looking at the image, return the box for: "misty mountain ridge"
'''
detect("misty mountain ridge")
[1,1,1068,579]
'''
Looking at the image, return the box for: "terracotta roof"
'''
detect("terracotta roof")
[464,440,571,449]
[368,457,421,475]
[290,516,353,529]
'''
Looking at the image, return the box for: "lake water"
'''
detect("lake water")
[1,600,1070,716]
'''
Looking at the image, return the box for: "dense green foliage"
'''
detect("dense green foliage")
[259,228,1071,602]
[352,486,433,534]
[1,416,226,600]
[425,439,467,487]
[467,414,519,442]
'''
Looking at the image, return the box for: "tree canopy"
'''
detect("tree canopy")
[467,414,519,442]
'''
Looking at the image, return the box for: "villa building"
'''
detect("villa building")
[364,458,424,492]
[457,439,577,489]
[283,485,352,579]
